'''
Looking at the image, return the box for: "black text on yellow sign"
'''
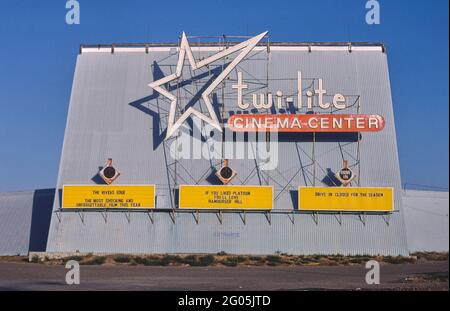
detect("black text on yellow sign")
[62,185,155,209]
[179,185,273,210]
[298,187,394,212]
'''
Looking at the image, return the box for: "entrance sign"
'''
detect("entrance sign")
[62,185,155,209]
[298,187,393,212]
[228,114,384,132]
[179,185,273,210]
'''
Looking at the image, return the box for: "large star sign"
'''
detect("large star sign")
[149,31,268,140]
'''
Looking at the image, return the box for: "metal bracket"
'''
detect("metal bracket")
[348,43,352,53]
[111,44,115,54]
[77,210,85,224]
[239,211,246,225]
[382,214,391,226]
[56,211,62,223]
[100,210,108,223]
[359,213,366,226]
[124,211,131,223]
[216,211,223,225]
[308,45,312,53]
[145,44,149,54]
[265,212,272,225]
[311,212,319,225]
[335,212,343,226]
[147,210,154,224]
[170,209,176,224]
[193,210,200,225]
[266,39,270,53]
[287,211,295,224]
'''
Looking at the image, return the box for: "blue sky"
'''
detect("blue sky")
[0,0,448,192]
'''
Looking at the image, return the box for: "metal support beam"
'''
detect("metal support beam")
[193,210,200,225]
[359,213,366,226]
[265,212,272,225]
[124,211,131,223]
[170,209,176,224]
[287,211,295,224]
[239,211,246,225]
[335,212,343,226]
[56,211,62,223]
[77,210,85,224]
[147,210,154,224]
[216,211,223,225]
[311,212,319,225]
[100,210,108,223]
[382,214,391,226]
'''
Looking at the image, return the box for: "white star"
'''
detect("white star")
[149,31,268,139]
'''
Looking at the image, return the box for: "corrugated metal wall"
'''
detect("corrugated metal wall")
[403,190,449,252]
[0,191,34,255]
[0,189,54,255]
[46,44,409,255]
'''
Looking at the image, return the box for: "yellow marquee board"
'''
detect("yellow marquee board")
[179,185,273,210]
[298,187,393,212]
[62,185,155,209]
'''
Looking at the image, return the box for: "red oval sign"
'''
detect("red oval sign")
[227,114,385,132]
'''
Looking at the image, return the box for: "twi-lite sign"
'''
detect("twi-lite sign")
[148,31,385,138]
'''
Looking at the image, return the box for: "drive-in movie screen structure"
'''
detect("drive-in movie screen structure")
[0,0,448,304]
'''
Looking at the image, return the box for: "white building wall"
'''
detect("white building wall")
[403,190,449,252]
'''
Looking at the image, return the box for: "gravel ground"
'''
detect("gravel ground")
[0,260,447,291]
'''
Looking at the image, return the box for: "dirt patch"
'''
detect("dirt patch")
[402,272,449,284]
[0,256,28,263]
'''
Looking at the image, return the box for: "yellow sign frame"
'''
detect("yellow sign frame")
[298,187,394,212]
[62,184,156,209]
[178,185,273,210]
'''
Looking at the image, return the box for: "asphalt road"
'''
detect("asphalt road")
[0,261,447,291]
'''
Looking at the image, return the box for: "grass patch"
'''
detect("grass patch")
[30,255,39,263]
[182,255,201,266]
[383,256,416,264]
[412,252,449,261]
[82,256,107,265]
[65,255,84,262]
[113,255,132,263]
[266,255,282,264]
[222,257,239,267]
[199,255,215,266]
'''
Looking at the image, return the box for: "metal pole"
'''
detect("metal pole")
[313,132,316,186]
[357,96,361,186]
